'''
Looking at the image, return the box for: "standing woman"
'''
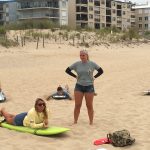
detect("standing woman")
[65,50,103,125]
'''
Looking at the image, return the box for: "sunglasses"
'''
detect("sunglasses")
[37,103,45,107]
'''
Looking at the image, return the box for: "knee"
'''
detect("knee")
[86,104,93,111]
[75,104,82,110]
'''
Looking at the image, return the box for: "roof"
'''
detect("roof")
[132,4,150,9]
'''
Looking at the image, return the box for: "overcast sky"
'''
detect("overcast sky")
[118,0,150,4]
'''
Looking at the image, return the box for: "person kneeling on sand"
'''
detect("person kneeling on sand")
[0,98,49,129]
[46,85,73,100]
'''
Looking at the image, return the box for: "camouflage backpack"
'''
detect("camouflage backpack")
[107,129,135,147]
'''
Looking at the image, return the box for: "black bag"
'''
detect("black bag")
[107,129,135,147]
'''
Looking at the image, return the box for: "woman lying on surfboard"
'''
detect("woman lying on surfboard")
[0,98,49,129]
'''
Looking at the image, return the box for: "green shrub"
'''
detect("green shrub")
[0,26,6,35]
[0,38,19,48]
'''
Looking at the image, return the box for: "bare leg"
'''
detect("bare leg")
[0,108,15,125]
[85,93,94,125]
[74,91,84,124]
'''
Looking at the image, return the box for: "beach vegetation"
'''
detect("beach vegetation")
[0,37,19,48]
[0,20,149,48]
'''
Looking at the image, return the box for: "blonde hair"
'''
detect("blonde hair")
[35,98,48,119]
[80,49,89,60]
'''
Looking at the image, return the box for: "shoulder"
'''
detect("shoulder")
[89,61,100,67]
[72,61,81,65]
[28,107,36,114]
[70,61,81,68]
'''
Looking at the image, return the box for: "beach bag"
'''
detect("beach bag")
[107,129,135,147]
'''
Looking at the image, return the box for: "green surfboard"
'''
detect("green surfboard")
[1,122,70,135]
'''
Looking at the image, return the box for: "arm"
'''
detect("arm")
[94,67,103,79]
[24,109,44,129]
[65,67,77,78]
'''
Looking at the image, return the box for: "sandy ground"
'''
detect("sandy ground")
[0,41,150,150]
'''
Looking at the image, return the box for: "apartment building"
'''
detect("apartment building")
[132,3,150,33]
[68,0,135,30]
[16,0,68,26]
[0,2,4,25]
[0,0,17,25]
[4,1,17,24]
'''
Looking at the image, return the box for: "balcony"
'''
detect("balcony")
[106,0,111,8]
[95,23,100,29]
[76,14,88,21]
[0,8,4,13]
[18,13,59,20]
[95,18,100,22]
[106,16,111,23]
[76,6,88,13]
[117,5,122,9]
[106,9,111,15]
[76,0,88,5]
[94,1,100,7]
[17,2,59,10]
[117,10,122,16]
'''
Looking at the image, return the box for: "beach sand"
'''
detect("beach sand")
[0,41,150,150]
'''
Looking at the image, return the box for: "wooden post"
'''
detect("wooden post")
[36,36,39,49]
[21,37,23,47]
[43,36,45,48]
[23,37,25,46]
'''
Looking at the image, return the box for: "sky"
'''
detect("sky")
[118,0,150,4]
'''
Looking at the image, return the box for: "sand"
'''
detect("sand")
[0,41,150,150]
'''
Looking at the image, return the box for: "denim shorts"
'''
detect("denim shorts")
[13,112,27,126]
[75,83,95,93]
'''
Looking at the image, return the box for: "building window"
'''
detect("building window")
[112,2,115,6]
[145,24,148,29]
[139,17,142,21]
[102,23,105,27]
[101,0,105,5]
[139,24,142,28]
[123,4,126,8]
[127,4,130,8]
[113,17,116,21]
[89,6,93,11]
[112,9,116,14]
[89,0,93,2]
[89,14,93,19]
[62,1,66,8]
[127,19,130,22]
[6,13,9,17]
[144,9,149,13]
[123,11,125,15]
[145,16,148,21]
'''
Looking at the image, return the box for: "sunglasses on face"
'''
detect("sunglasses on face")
[37,103,45,107]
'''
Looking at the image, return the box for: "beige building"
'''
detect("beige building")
[132,3,150,33]
[68,0,135,30]
[17,0,68,26]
